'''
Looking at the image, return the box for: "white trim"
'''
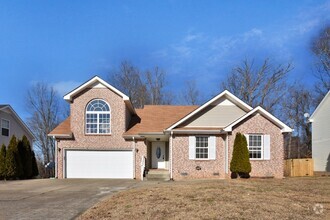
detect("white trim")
[133,137,136,179]
[169,130,222,134]
[225,134,229,174]
[309,90,330,122]
[208,136,216,160]
[0,105,34,140]
[1,118,10,136]
[224,106,293,133]
[165,90,252,131]
[85,99,111,135]
[63,76,136,114]
[246,134,264,160]
[47,133,73,138]
[170,131,173,180]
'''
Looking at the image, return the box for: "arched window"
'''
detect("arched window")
[86,99,111,134]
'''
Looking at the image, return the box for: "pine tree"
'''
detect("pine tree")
[6,136,18,179]
[0,144,6,180]
[17,139,26,179]
[230,133,251,178]
[31,151,39,177]
[22,136,32,179]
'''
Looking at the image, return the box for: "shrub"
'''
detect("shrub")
[231,172,238,179]
[17,139,26,179]
[0,144,6,180]
[22,136,32,179]
[230,133,251,177]
[31,151,39,177]
[6,136,18,179]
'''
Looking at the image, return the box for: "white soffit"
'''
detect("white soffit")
[224,106,293,133]
[165,90,253,131]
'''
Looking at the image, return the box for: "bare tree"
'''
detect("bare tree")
[145,67,168,105]
[109,61,172,107]
[222,58,293,114]
[26,83,60,165]
[181,80,201,105]
[281,84,313,158]
[110,61,148,108]
[311,25,330,100]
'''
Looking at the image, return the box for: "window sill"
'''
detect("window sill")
[85,133,112,136]
[192,159,215,161]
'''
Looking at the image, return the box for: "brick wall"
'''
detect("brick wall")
[56,88,147,179]
[172,134,226,180]
[228,113,284,178]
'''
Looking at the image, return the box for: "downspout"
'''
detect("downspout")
[225,133,229,175]
[53,136,58,178]
[170,131,173,180]
[133,137,136,179]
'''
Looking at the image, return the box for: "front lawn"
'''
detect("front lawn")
[79,177,329,219]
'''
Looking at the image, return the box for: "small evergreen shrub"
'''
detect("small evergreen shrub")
[0,144,6,180]
[230,133,251,178]
[6,136,18,179]
[31,151,39,177]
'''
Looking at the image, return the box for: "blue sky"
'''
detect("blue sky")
[1,0,330,121]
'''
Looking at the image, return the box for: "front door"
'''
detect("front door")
[152,142,166,169]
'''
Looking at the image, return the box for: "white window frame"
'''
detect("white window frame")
[247,134,264,160]
[195,136,209,159]
[1,118,10,137]
[85,99,111,134]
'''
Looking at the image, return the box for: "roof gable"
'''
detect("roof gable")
[224,106,293,133]
[63,76,135,114]
[0,105,35,139]
[166,90,252,131]
[309,90,330,122]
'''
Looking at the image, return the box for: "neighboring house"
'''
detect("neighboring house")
[309,90,330,172]
[0,105,34,146]
[49,76,292,180]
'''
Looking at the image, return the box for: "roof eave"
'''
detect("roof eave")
[223,106,293,134]
[48,133,73,139]
[63,76,136,114]
[309,90,330,120]
[166,90,253,131]
[0,105,35,140]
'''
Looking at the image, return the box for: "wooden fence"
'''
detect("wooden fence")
[284,158,314,177]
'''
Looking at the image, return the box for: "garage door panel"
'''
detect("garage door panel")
[66,150,133,179]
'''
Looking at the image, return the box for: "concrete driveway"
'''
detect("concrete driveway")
[0,179,139,220]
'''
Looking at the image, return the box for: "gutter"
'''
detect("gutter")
[53,136,58,178]
[165,130,224,134]
[47,133,73,139]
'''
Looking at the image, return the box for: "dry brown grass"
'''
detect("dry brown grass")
[79,177,330,220]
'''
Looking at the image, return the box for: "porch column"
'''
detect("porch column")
[170,131,173,180]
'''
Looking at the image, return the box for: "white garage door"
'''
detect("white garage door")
[65,150,134,179]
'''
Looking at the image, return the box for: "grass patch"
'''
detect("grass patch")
[78,177,330,220]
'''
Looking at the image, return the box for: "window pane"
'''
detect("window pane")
[2,128,9,136]
[248,135,262,159]
[195,136,209,159]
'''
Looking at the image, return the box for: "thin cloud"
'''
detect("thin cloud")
[52,81,81,96]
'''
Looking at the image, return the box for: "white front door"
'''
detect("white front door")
[152,142,166,169]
